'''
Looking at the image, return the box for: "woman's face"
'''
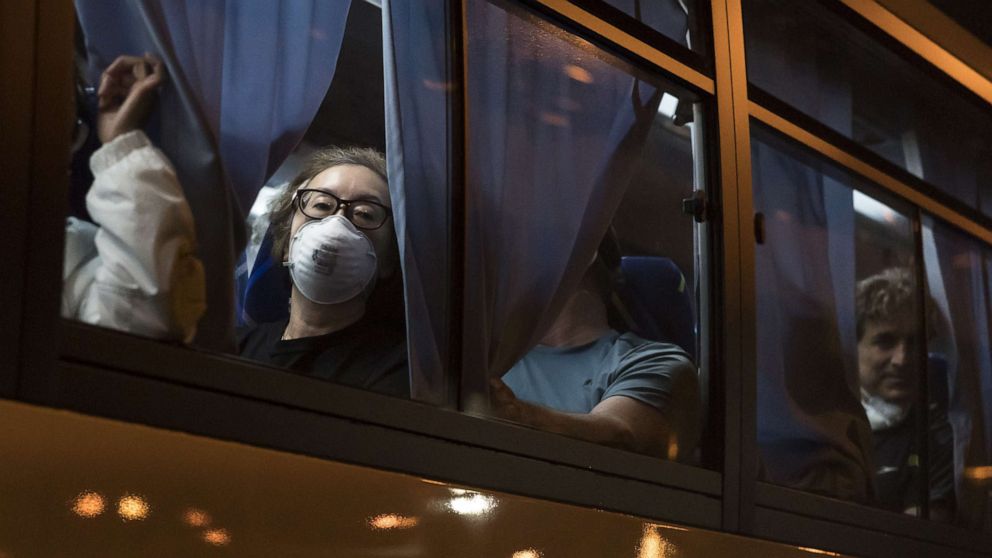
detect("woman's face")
[289,164,397,279]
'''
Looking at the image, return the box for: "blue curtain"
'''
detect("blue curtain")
[745,3,877,499]
[382,0,452,405]
[752,133,873,501]
[923,218,992,527]
[75,0,350,350]
[602,0,690,46]
[460,0,662,396]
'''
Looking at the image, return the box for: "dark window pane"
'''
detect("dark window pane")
[465,0,710,464]
[596,0,706,55]
[744,0,992,218]
[923,216,992,527]
[753,125,930,511]
[927,0,992,47]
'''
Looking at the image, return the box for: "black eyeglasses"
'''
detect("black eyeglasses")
[294,188,392,231]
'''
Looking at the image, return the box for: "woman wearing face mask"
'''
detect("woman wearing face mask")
[237,147,408,397]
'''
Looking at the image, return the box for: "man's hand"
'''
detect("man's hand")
[489,377,677,458]
[97,54,164,144]
[489,377,532,424]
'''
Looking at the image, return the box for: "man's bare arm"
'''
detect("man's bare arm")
[489,378,679,458]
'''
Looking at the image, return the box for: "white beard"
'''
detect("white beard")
[861,389,911,431]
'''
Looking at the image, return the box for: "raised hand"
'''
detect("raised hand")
[97,54,165,144]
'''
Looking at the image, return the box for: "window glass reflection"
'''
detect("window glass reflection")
[743,0,992,218]
[596,0,705,55]
[753,125,930,511]
[923,216,992,527]
[465,0,707,462]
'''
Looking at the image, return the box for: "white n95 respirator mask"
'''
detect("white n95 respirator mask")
[285,215,378,305]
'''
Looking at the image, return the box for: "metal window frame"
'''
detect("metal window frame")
[841,0,992,105]
[9,0,74,404]
[710,0,754,535]
[0,0,37,398]
[559,0,714,73]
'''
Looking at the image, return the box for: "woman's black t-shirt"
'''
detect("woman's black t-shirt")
[237,317,409,398]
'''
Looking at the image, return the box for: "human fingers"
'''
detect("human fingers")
[139,54,165,89]
[98,55,144,106]
[102,55,146,78]
[489,378,515,403]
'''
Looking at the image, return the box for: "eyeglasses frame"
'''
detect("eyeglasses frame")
[293,187,393,231]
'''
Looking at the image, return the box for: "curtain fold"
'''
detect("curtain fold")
[460,0,663,398]
[382,0,452,404]
[752,134,873,501]
[75,0,349,349]
[924,218,992,527]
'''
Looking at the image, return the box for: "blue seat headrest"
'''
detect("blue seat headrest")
[617,256,696,359]
[238,229,292,326]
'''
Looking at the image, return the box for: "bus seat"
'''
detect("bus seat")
[616,256,696,359]
[239,229,291,326]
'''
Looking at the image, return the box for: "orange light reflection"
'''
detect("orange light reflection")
[204,528,231,546]
[563,64,594,84]
[369,514,420,530]
[183,508,211,528]
[513,549,543,558]
[637,524,674,558]
[666,433,679,461]
[965,466,992,480]
[117,494,150,521]
[539,112,570,128]
[71,491,106,518]
[797,546,842,556]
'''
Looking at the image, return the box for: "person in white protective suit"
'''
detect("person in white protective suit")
[62,54,205,342]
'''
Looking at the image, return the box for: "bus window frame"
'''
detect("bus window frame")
[5,0,74,402]
[558,0,715,73]
[0,0,38,398]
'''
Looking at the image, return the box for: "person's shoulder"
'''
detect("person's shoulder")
[237,320,286,355]
[613,331,692,362]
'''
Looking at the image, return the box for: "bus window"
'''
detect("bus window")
[922,216,992,527]
[597,0,706,55]
[463,0,709,463]
[64,2,445,402]
[752,124,935,513]
[743,0,992,219]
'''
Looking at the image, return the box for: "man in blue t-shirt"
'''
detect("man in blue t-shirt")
[491,262,700,459]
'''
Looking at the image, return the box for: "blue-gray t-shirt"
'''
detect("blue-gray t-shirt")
[502,330,695,415]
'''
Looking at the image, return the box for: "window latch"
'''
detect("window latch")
[681,190,709,223]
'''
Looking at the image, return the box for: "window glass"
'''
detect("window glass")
[753,124,934,512]
[922,216,992,528]
[592,0,707,56]
[65,2,448,402]
[465,0,710,464]
[743,0,992,218]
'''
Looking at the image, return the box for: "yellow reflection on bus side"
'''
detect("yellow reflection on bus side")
[637,524,675,558]
[368,514,420,530]
[71,491,106,518]
[116,494,150,521]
